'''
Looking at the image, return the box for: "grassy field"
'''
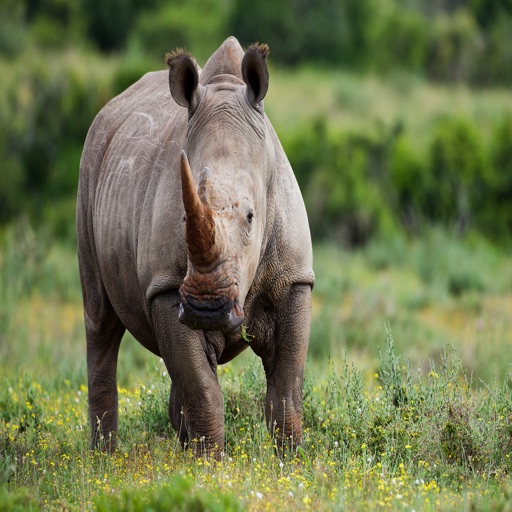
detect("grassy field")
[1,219,512,511]
[2,59,512,510]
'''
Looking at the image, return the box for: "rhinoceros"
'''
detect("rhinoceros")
[77,36,314,456]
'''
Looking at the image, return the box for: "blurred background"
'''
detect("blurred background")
[1,0,512,385]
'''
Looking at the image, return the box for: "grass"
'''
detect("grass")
[310,229,512,384]
[1,220,512,510]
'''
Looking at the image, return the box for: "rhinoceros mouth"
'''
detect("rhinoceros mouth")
[178,293,244,332]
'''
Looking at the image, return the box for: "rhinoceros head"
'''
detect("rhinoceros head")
[166,38,273,332]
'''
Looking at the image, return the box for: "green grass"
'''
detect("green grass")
[1,220,512,510]
[310,229,512,384]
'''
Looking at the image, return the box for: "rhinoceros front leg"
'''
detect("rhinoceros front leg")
[86,317,125,452]
[151,292,224,457]
[260,283,312,453]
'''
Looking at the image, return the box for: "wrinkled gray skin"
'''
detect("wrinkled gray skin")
[77,37,314,456]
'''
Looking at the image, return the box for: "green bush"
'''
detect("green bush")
[477,14,512,86]
[78,0,158,52]
[227,0,512,85]
[111,55,156,97]
[425,10,483,84]
[28,3,84,50]
[389,135,427,233]
[425,116,490,232]
[0,54,114,227]
[284,102,512,245]
[481,114,512,240]
[283,113,512,245]
[285,120,399,245]
[129,0,228,64]
[0,1,28,58]
[376,8,430,74]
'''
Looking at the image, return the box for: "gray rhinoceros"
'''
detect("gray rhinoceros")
[77,36,314,456]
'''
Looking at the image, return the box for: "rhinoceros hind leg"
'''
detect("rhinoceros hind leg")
[86,317,125,452]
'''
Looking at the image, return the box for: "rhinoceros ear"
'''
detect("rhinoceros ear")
[242,43,269,106]
[166,50,202,111]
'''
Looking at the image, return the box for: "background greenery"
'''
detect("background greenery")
[2,0,512,245]
[1,0,512,510]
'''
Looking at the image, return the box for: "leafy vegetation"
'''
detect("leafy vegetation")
[2,52,512,245]
[282,110,512,245]
[1,0,512,246]
[17,0,512,84]
[1,221,512,510]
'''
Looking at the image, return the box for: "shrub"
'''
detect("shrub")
[376,8,430,74]
[27,0,84,50]
[0,53,114,228]
[0,1,27,58]
[79,0,159,52]
[426,116,490,233]
[129,0,228,64]
[477,14,512,86]
[389,135,427,233]
[481,114,512,240]
[111,55,156,97]
[285,120,400,245]
[425,10,483,84]
[283,113,512,245]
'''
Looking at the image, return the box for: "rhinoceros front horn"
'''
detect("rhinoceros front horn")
[180,151,217,267]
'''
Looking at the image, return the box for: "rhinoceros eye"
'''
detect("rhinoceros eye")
[247,211,254,224]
